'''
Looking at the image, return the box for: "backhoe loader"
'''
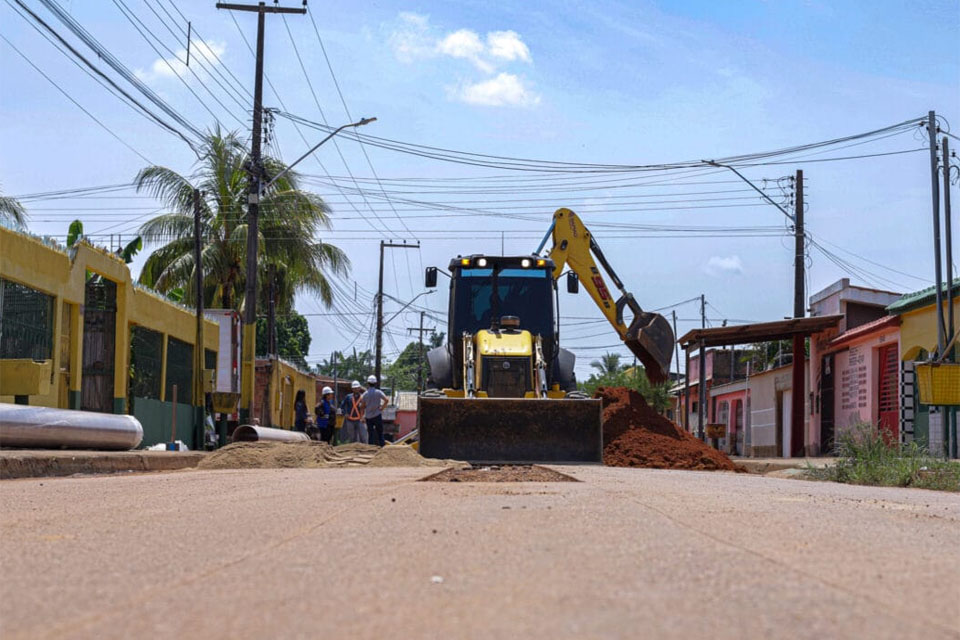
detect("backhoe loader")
[417,208,674,463]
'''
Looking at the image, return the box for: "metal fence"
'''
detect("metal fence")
[165,336,193,405]
[0,278,54,360]
[129,326,163,400]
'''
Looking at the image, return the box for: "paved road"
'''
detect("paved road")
[1,467,957,639]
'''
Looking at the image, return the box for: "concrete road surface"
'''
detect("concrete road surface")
[1,466,957,639]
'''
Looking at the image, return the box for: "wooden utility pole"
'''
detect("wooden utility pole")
[671,310,680,381]
[791,170,806,457]
[375,241,419,381]
[216,1,305,424]
[407,311,436,392]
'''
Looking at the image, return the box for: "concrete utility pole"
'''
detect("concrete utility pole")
[943,136,957,458]
[193,188,205,447]
[216,1,306,424]
[671,310,680,380]
[928,111,945,355]
[406,311,436,392]
[698,294,706,441]
[375,241,419,381]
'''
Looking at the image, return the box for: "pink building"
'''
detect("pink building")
[808,279,902,455]
[708,381,748,455]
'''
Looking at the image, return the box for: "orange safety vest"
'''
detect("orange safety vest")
[346,394,363,421]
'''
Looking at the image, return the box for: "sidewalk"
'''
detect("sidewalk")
[732,456,837,475]
[0,449,205,479]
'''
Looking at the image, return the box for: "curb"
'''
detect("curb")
[0,450,206,479]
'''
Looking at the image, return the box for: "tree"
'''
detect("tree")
[66,219,142,263]
[316,349,375,383]
[384,331,445,391]
[579,361,672,414]
[134,128,348,312]
[257,310,311,370]
[590,352,624,376]
[0,189,27,228]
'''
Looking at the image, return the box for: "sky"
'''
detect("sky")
[1,0,958,381]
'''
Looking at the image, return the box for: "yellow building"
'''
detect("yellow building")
[0,227,219,448]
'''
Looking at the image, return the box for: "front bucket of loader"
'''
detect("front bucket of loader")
[418,396,603,464]
[624,311,675,384]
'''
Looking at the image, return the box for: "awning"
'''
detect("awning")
[677,315,843,349]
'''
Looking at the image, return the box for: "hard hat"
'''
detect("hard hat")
[321,386,333,395]
[367,375,378,384]
[351,380,361,389]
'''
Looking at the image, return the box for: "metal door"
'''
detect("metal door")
[877,344,899,443]
[81,278,117,412]
[820,355,835,454]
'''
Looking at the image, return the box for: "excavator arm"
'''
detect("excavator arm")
[541,208,674,383]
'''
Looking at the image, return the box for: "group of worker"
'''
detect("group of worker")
[293,375,389,446]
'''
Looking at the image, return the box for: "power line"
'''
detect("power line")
[0,33,153,164]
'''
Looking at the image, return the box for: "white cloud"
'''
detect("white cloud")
[486,31,530,63]
[388,12,433,63]
[452,72,540,107]
[704,255,744,276]
[437,29,492,72]
[135,40,227,83]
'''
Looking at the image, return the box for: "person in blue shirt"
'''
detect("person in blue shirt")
[314,386,335,443]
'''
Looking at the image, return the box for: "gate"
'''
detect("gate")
[877,344,899,443]
[81,278,117,412]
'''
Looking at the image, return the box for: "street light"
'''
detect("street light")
[261,116,377,192]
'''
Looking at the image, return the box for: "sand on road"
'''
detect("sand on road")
[1,466,957,639]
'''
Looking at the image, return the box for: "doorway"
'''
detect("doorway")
[877,344,899,443]
[820,354,835,455]
[81,277,117,412]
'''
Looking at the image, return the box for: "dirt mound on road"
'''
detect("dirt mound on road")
[198,441,459,470]
[596,387,740,471]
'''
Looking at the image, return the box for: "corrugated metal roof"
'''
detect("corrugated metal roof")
[827,314,900,348]
[887,278,960,315]
[677,315,842,348]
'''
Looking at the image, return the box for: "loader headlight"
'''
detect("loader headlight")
[477,258,488,267]
[536,258,546,267]
[520,258,531,268]
[460,258,471,266]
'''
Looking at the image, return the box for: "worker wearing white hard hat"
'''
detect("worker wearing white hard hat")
[339,381,367,444]
[314,386,336,443]
[360,374,389,447]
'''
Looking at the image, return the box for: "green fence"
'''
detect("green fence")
[165,337,193,405]
[131,396,197,449]
[130,326,163,400]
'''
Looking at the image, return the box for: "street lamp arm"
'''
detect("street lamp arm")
[704,159,795,223]
[262,117,376,192]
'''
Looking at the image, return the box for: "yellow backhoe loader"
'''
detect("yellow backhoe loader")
[417,208,674,463]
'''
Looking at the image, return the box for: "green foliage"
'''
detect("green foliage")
[67,220,84,248]
[579,352,671,413]
[0,188,27,228]
[806,423,960,492]
[118,235,143,264]
[134,128,348,311]
[257,310,311,370]
[316,349,375,383]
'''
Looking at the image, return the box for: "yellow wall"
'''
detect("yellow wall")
[258,358,317,429]
[0,227,219,410]
[900,298,960,361]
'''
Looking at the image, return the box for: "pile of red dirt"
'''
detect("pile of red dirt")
[596,386,740,471]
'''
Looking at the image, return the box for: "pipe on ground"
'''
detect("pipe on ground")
[0,403,143,450]
[231,425,310,443]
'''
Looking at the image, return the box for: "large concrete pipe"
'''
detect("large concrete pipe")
[231,425,310,443]
[0,403,143,450]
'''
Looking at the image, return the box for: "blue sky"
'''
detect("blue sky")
[2,0,958,379]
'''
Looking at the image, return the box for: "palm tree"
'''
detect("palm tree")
[0,189,27,228]
[590,352,623,376]
[134,128,348,311]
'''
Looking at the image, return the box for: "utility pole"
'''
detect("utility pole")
[193,188,205,448]
[928,111,945,355]
[943,136,957,459]
[406,311,436,392]
[671,310,680,380]
[216,1,306,424]
[698,294,706,441]
[375,240,419,381]
[791,169,806,457]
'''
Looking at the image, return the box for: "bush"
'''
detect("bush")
[807,423,959,492]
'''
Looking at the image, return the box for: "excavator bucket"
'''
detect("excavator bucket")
[624,311,675,384]
[418,397,603,464]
